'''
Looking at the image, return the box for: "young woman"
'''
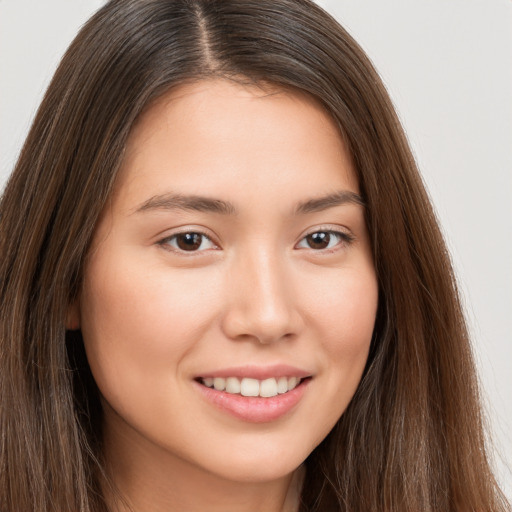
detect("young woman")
[0,0,509,511]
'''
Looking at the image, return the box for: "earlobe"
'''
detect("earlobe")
[66,300,81,331]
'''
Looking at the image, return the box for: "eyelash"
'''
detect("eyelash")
[157,227,354,255]
[296,228,355,253]
[158,230,218,254]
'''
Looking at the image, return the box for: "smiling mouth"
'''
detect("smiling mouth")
[197,376,307,398]
[195,373,312,422]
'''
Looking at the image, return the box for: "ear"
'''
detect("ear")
[66,299,81,331]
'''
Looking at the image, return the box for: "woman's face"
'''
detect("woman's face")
[76,80,378,483]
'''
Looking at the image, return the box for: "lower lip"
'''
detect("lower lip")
[195,379,310,423]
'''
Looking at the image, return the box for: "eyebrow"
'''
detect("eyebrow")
[134,193,237,215]
[294,190,365,214]
[133,190,364,216]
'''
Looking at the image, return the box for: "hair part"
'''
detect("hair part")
[0,1,509,511]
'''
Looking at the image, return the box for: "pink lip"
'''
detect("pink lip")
[197,364,312,380]
[195,377,310,423]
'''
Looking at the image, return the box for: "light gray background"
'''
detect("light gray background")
[1,0,510,497]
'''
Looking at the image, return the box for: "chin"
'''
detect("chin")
[195,434,313,483]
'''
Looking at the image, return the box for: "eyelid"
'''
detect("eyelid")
[156,226,220,254]
[295,225,355,251]
[154,224,354,255]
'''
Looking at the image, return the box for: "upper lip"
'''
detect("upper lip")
[197,364,312,380]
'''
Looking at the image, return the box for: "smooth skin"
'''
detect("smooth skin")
[70,80,379,512]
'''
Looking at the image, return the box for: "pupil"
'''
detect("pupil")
[308,232,330,249]
[177,233,202,251]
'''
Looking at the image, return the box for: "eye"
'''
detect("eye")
[160,232,217,253]
[296,230,353,251]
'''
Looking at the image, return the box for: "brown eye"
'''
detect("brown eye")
[296,230,353,251]
[305,232,331,249]
[162,232,216,252]
[176,233,203,251]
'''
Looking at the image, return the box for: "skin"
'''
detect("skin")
[71,80,379,512]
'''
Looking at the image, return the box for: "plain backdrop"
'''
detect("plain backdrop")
[1,0,511,498]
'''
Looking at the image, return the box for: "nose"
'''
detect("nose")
[220,247,303,344]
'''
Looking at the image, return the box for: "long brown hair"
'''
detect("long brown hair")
[0,1,509,510]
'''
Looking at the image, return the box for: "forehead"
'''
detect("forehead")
[128,79,343,146]
[114,79,358,211]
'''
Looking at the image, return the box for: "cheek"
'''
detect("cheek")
[78,250,221,399]
[303,265,378,425]
[306,263,378,352]
[330,276,377,378]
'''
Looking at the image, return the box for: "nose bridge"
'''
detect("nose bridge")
[222,243,299,343]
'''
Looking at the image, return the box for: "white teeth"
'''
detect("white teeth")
[277,376,288,394]
[240,378,260,397]
[287,377,298,390]
[225,376,241,394]
[260,378,278,397]
[200,376,303,397]
[213,377,225,391]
